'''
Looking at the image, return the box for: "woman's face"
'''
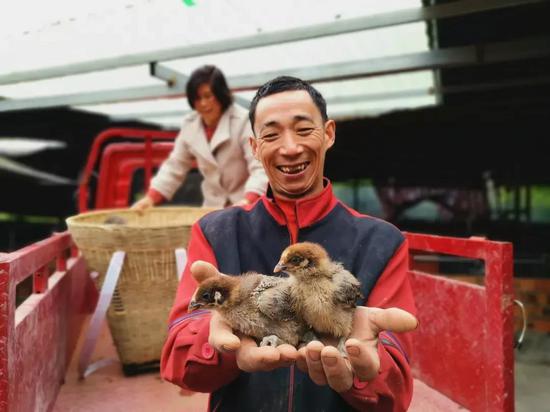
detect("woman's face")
[194,83,223,127]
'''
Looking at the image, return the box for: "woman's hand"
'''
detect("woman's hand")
[131,195,154,212]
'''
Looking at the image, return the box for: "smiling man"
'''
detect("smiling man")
[161,76,418,412]
[249,87,334,201]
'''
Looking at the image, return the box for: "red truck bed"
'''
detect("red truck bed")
[1,128,515,411]
[0,230,514,412]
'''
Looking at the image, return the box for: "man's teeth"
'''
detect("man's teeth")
[280,163,308,174]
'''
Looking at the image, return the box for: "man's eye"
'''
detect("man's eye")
[261,133,278,140]
[297,128,314,135]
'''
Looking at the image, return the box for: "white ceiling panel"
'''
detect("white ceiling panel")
[0,0,436,123]
[0,66,158,99]
[76,97,190,116]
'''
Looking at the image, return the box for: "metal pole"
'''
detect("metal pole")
[0,0,542,86]
[1,36,548,112]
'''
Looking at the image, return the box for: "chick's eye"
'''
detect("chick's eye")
[201,291,211,301]
[289,255,302,264]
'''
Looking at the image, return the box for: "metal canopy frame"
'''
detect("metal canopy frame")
[0,0,547,114]
[111,73,550,121]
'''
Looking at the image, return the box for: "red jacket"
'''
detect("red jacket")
[161,181,416,411]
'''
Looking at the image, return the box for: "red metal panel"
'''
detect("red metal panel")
[144,135,153,189]
[78,128,178,212]
[66,258,98,358]
[484,242,514,412]
[33,265,49,294]
[406,233,514,412]
[407,233,499,260]
[11,257,91,412]
[5,233,72,286]
[0,233,94,412]
[0,259,15,411]
[95,142,174,209]
[56,254,67,272]
[411,272,487,408]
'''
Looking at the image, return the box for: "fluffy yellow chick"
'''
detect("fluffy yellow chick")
[274,242,363,353]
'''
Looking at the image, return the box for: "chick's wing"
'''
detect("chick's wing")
[252,276,295,321]
[332,269,364,309]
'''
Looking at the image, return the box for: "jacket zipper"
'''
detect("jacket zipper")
[288,364,295,412]
[287,203,299,412]
[274,201,299,412]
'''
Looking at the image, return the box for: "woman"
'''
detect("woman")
[132,65,267,210]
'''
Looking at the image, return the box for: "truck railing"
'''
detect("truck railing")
[407,232,514,412]
[78,128,177,212]
[0,230,515,412]
[0,232,96,412]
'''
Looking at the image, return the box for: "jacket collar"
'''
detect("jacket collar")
[185,114,216,165]
[184,104,236,165]
[261,178,339,228]
[209,104,235,153]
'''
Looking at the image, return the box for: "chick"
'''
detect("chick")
[189,272,307,347]
[274,242,363,354]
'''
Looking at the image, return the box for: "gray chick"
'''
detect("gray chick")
[189,272,308,347]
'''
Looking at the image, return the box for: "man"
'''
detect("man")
[161,76,418,411]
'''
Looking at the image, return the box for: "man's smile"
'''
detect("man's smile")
[277,161,310,175]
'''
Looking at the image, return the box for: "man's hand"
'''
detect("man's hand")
[296,306,418,392]
[235,335,298,372]
[190,260,299,372]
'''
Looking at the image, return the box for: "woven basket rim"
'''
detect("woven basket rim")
[66,206,217,230]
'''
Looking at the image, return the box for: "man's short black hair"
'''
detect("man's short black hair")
[249,76,328,134]
[186,65,233,111]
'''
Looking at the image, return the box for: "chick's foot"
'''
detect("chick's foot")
[260,335,284,347]
[337,337,348,358]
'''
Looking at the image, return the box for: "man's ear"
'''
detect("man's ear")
[249,136,260,161]
[324,119,336,150]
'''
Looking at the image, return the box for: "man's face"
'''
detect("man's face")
[194,83,223,127]
[250,90,335,200]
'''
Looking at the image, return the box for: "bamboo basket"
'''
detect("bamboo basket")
[66,206,215,370]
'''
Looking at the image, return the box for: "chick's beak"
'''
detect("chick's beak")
[188,300,202,312]
[273,262,287,274]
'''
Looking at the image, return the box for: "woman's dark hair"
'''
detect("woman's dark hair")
[248,76,327,133]
[186,65,233,111]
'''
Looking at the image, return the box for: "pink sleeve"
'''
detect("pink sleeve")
[147,187,166,205]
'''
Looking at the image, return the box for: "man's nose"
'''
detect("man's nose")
[279,131,303,156]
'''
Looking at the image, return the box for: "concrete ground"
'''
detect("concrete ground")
[515,330,550,412]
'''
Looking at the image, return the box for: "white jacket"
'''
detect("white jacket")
[150,104,268,207]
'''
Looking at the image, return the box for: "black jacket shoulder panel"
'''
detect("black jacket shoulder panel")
[299,203,405,296]
[198,203,289,275]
